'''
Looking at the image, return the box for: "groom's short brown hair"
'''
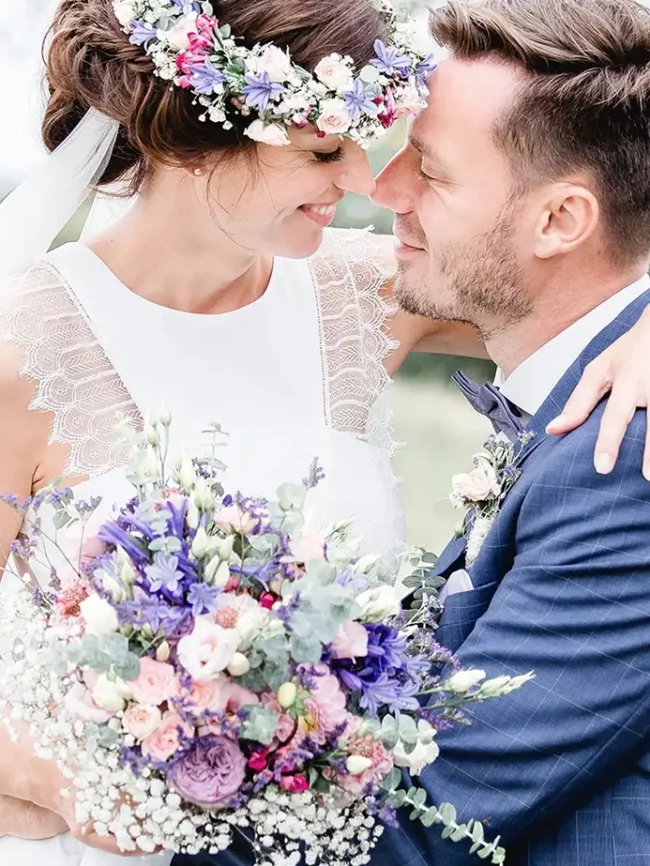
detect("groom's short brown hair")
[430,0,650,267]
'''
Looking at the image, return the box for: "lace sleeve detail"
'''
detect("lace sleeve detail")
[0,263,141,480]
[309,226,399,450]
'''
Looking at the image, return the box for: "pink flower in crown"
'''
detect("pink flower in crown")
[378,87,397,129]
[298,663,349,744]
[130,656,180,706]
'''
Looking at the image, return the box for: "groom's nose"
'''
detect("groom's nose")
[372,149,415,215]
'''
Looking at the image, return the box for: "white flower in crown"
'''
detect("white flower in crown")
[314,54,355,93]
[316,99,353,135]
[244,119,292,147]
[256,45,293,84]
[113,0,137,27]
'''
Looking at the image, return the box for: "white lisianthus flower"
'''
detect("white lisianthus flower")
[177,617,239,681]
[92,674,133,712]
[166,12,198,51]
[357,585,401,623]
[393,739,440,776]
[314,55,354,92]
[244,120,291,147]
[80,594,120,637]
[316,99,352,135]
[257,45,293,83]
[446,669,486,694]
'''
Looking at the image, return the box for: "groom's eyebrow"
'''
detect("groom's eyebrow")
[410,135,451,173]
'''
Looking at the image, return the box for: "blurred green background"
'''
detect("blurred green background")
[2,123,493,554]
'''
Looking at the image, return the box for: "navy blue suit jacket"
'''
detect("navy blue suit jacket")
[176,290,650,866]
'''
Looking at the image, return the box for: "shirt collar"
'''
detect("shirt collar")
[496,273,650,417]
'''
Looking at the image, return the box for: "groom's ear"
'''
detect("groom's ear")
[533,182,600,260]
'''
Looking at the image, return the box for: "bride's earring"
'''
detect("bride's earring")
[193,168,203,177]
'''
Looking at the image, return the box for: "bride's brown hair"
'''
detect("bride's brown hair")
[43,0,389,192]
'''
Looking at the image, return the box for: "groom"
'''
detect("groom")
[368,0,650,863]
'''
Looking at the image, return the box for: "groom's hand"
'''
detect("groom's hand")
[0,794,68,840]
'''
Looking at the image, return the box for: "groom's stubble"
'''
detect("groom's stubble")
[394,196,533,340]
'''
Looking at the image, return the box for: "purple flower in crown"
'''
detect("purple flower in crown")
[343,79,379,120]
[129,19,157,46]
[172,0,201,12]
[242,72,284,112]
[415,53,437,86]
[183,58,226,95]
[370,39,413,78]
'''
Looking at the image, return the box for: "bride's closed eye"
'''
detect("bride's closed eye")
[314,147,344,164]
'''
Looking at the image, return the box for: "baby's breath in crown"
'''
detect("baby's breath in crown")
[112,0,436,147]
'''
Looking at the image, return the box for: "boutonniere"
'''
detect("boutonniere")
[450,432,533,565]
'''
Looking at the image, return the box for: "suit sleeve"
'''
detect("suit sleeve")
[375,411,650,865]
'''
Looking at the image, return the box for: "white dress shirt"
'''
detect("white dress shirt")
[496,274,650,418]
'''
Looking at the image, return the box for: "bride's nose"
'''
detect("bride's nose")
[335,148,376,197]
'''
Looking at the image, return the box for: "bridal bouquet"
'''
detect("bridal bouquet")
[0,412,530,865]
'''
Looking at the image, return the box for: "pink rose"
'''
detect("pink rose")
[331,621,369,661]
[123,704,162,741]
[213,505,262,535]
[182,674,259,720]
[314,55,354,92]
[261,693,295,745]
[167,13,199,51]
[64,682,112,725]
[316,99,352,135]
[141,712,193,762]
[299,663,349,744]
[130,657,179,706]
[451,460,499,504]
[292,528,326,563]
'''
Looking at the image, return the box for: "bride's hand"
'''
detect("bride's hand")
[546,306,650,479]
[0,795,68,840]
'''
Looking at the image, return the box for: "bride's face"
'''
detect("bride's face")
[192,128,377,258]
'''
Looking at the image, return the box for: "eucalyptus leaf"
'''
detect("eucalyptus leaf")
[97,726,120,748]
[381,768,402,791]
[438,802,458,825]
[450,826,468,842]
[419,807,441,828]
[389,789,406,808]
[289,633,322,664]
[240,705,278,746]
[103,633,130,662]
[114,654,141,682]
[412,788,427,809]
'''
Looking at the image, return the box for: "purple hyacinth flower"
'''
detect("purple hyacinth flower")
[242,72,284,112]
[188,58,226,95]
[187,582,222,616]
[343,79,378,120]
[129,20,157,46]
[370,39,413,78]
[172,0,201,12]
[146,554,183,594]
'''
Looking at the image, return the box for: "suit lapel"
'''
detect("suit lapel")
[434,288,650,654]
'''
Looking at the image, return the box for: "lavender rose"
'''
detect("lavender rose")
[168,736,247,808]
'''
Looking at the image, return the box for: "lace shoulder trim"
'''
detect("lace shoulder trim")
[0,261,140,480]
[309,226,399,442]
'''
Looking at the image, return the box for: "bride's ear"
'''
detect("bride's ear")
[533,183,599,260]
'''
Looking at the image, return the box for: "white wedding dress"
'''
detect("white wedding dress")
[0,227,405,866]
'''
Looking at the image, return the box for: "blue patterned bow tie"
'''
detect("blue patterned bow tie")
[453,371,525,443]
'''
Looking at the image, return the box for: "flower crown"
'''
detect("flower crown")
[112,0,436,147]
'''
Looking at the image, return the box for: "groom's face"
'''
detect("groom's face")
[374,58,533,332]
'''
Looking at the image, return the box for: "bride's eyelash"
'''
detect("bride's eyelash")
[314,148,344,164]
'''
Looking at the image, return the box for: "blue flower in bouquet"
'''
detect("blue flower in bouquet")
[242,72,284,111]
[146,554,184,595]
[187,583,222,617]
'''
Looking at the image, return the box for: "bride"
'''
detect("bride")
[1,0,649,863]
